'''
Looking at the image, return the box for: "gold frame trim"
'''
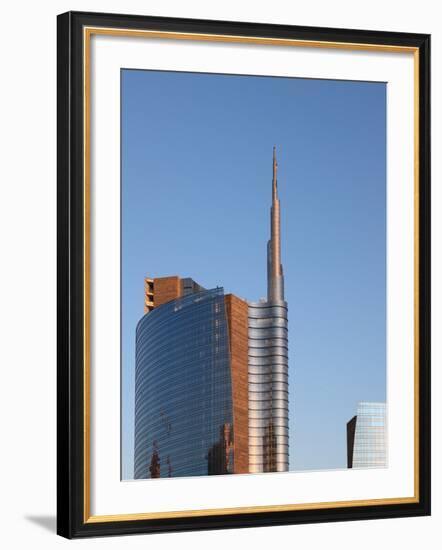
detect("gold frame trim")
[83,27,420,524]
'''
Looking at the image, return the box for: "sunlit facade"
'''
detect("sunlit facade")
[347,401,387,469]
[248,147,289,473]
[248,301,289,472]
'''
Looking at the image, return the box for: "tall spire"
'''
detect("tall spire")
[272,145,278,203]
[267,147,284,302]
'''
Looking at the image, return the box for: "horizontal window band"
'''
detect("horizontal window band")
[249,405,289,412]
[248,376,288,384]
[248,448,290,457]
[249,417,289,432]
[248,459,290,465]
[249,439,289,447]
[248,393,289,401]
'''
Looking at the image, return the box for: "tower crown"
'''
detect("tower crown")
[267,147,284,302]
[272,146,278,202]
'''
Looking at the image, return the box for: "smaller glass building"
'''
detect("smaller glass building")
[347,401,387,469]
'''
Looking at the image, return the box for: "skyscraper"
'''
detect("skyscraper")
[134,149,289,478]
[134,278,249,478]
[248,147,289,473]
[347,402,387,469]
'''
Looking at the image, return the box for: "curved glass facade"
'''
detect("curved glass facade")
[134,288,234,479]
[248,300,289,473]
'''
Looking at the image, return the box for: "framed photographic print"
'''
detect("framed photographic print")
[57,11,431,538]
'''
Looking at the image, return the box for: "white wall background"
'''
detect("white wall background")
[0,0,439,548]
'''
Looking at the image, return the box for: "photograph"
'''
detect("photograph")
[121,69,387,480]
[55,10,430,538]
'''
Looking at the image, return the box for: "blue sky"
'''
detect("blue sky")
[121,69,386,479]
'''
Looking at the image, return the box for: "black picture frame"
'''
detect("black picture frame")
[57,10,431,539]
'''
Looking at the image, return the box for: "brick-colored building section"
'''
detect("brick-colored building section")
[224,294,249,474]
[153,276,182,308]
[144,278,154,313]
